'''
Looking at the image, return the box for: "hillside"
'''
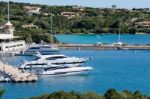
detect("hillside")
[0,2,150,42]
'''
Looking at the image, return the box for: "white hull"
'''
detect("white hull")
[41,66,93,76]
[41,70,89,77]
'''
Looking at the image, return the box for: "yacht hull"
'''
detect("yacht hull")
[41,67,93,76]
[41,70,89,76]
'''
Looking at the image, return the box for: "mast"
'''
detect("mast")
[118,22,121,42]
[7,0,10,22]
[50,13,53,44]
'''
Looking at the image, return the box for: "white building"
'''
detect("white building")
[61,12,79,19]
[24,6,41,16]
[72,5,85,11]
[0,21,26,52]
[0,1,26,53]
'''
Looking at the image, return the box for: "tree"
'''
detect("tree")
[129,27,137,34]
[104,89,121,99]
[0,88,6,98]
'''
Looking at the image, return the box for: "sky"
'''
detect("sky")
[0,0,150,9]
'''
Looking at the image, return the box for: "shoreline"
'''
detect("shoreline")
[54,32,150,35]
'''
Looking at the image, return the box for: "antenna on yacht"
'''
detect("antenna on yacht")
[7,0,10,22]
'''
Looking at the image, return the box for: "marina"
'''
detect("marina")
[0,0,150,98]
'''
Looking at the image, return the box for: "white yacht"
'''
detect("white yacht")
[41,66,93,76]
[112,41,125,46]
[0,2,25,54]
[21,43,59,55]
[35,52,91,65]
[19,61,93,76]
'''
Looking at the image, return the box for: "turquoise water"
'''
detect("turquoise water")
[1,34,150,99]
[55,34,150,44]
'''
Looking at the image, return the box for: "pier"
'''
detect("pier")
[57,44,150,50]
[0,61,38,82]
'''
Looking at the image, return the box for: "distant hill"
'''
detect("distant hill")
[0,1,150,42]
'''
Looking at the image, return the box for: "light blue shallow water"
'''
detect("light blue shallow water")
[55,34,150,44]
[1,34,150,99]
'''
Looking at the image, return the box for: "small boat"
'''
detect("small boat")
[112,22,126,46]
[35,52,92,65]
[21,43,59,56]
[112,41,126,46]
[0,75,11,82]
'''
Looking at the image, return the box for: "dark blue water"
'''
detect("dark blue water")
[55,34,150,44]
[1,34,150,99]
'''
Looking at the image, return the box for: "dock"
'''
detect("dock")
[0,61,38,83]
[57,44,150,50]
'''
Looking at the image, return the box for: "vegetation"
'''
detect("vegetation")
[0,2,150,42]
[30,89,150,99]
[0,88,6,98]
[0,88,149,99]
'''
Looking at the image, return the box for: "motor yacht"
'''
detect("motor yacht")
[41,66,93,76]
[19,61,93,76]
[35,52,92,65]
[21,43,59,56]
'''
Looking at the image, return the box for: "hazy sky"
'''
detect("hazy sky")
[0,0,149,9]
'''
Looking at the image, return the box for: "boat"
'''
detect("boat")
[20,62,93,76]
[0,1,26,55]
[41,66,93,76]
[21,43,59,55]
[0,75,11,82]
[112,22,126,46]
[19,61,93,76]
[112,41,126,46]
[35,52,92,65]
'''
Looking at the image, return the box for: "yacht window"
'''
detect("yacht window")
[46,56,67,60]
[41,46,51,48]
[29,47,40,49]
[0,47,1,51]
[27,63,47,66]
[45,66,68,71]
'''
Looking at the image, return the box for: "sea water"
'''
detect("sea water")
[1,34,150,99]
[55,34,150,44]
